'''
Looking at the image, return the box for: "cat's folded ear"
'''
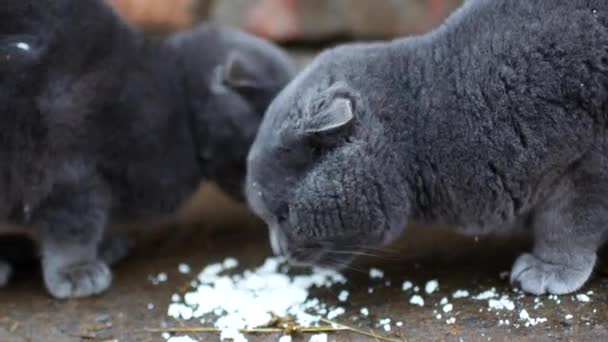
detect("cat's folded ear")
[212,50,261,92]
[304,97,353,134]
[303,82,356,134]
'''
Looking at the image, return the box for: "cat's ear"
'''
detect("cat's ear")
[215,50,260,89]
[304,97,354,134]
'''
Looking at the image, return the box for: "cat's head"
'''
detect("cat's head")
[170,25,295,201]
[246,49,408,268]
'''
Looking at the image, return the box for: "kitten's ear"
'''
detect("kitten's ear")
[304,97,354,134]
[218,50,259,89]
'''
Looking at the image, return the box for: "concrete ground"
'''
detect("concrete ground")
[0,184,607,342]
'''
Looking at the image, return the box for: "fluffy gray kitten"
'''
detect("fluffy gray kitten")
[0,0,292,298]
[246,0,608,295]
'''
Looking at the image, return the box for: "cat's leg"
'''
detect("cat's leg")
[33,166,112,299]
[510,175,607,295]
[99,235,132,266]
[0,260,12,287]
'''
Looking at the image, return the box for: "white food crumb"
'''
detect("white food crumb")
[436,314,442,319]
[338,290,349,302]
[383,324,391,332]
[413,286,420,293]
[178,263,191,274]
[452,290,469,298]
[401,281,413,291]
[147,303,155,310]
[368,287,374,294]
[565,314,573,320]
[576,294,591,302]
[327,307,345,320]
[440,297,449,305]
[488,297,515,311]
[162,332,171,340]
[279,336,293,342]
[379,318,391,325]
[425,280,439,294]
[223,258,239,269]
[369,268,384,279]
[309,333,328,342]
[360,307,369,316]
[474,289,497,300]
[519,309,529,320]
[442,303,453,313]
[410,295,424,307]
[220,328,247,342]
[171,294,180,302]
[396,321,403,327]
[446,317,456,325]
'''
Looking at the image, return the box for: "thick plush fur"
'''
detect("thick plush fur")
[246,0,608,295]
[0,0,293,298]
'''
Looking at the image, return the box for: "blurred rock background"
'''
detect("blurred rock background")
[109,0,463,41]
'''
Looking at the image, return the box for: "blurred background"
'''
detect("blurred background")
[109,0,463,42]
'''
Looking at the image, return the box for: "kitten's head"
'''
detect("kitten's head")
[0,0,130,91]
[170,25,295,201]
[246,50,408,268]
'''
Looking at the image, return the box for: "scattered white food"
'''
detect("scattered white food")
[338,290,349,302]
[474,289,498,300]
[278,336,292,342]
[369,268,384,279]
[488,296,515,311]
[396,321,403,327]
[425,280,439,294]
[327,307,345,320]
[410,295,424,307]
[309,333,328,342]
[178,263,191,274]
[446,317,456,325]
[220,328,247,342]
[167,257,346,340]
[401,281,413,291]
[360,307,369,316]
[452,290,469,298]
[519,309,529,320]
[576,294,591,303]
[440,297,449,305]
[442,303,453,313]
[149,272,168,285]
[413,286,420,293]
[565,314,573,320]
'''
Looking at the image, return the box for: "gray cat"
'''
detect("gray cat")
[0,0,293,298]
[246,0,608,295]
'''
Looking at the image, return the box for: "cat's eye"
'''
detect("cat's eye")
[0,34,43,67]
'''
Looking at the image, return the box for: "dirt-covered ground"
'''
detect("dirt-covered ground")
[0,184,606,342]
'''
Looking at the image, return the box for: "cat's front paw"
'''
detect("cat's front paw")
[510,253,595,295]
[43,260,111,299]
[0,260,12,287]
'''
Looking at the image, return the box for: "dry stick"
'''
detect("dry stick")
[319,318,406,342]
[145,319,404,342]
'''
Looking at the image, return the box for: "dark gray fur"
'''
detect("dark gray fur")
[0,0,293,298]
[246,0,608,295]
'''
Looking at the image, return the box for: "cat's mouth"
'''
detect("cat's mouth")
[269,229,357,270]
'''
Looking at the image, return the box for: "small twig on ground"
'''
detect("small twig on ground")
[320,318,406,342]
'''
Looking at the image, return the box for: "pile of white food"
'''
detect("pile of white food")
[167,257,346,341]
